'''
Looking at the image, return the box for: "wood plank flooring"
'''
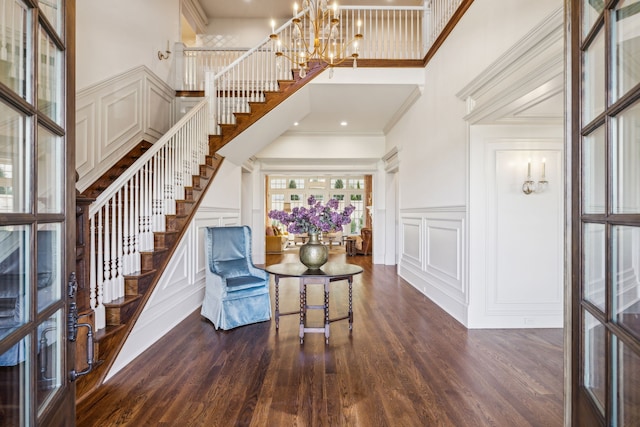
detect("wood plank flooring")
[76,251,564,426]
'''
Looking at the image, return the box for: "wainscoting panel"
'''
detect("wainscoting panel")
[76,66,176,193]
[401,217,422,269]
[101,81,143,158]
[426,219,462,291]
[107,209,240,379]
[398,208,467,325]
[146,82,174,138]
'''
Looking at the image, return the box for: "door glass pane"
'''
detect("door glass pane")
[36,309,62,415]
[0,101,31,214]
[584,223,606,311]
[613,100,640,213]
[38,0,62,36]
[0,0,31,100]
[0,225,31,339]
[613,225,640,339]
[0,334,30,426]
[617,339,640,426]
[37,125,63,213]
[36,223,61,312]
[38,27,62,125]
[583,126,606,214]
[582,0,604,40]
[613,0,640,101]
[583,29,606,125]
[583,309,606,415]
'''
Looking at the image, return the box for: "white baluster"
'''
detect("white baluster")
[95,210,105,329]
[133,171,141,272]
[117,188,124,299]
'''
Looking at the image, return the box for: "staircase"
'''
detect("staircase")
[74,0,469,403]
[74,62,328,402]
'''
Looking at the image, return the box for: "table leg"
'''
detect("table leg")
[324,278,330,344]
[299,279,305,344]
[274,275,280,330]
[348,276,353,331]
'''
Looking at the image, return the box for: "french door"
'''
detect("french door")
[573,0,640,425]
[0,0,76,425]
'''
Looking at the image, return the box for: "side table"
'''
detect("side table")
[265,262,363,344]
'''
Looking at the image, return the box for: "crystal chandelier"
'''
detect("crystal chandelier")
[270,0,363,78]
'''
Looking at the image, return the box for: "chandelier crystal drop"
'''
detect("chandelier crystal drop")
[270,0,363,78]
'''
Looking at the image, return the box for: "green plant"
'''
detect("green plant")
[334,179,344,189]
[288,179,297,189]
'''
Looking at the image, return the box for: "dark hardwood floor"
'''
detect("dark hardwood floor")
[76,250,564,426]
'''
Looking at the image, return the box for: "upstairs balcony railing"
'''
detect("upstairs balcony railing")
[174,1,464,135]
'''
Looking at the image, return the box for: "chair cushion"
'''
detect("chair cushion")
[213,258,250,278]
[226,275,267,291]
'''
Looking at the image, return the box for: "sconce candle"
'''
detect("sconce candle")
[522,157,549,195]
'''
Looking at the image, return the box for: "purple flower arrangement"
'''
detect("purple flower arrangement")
[268,196,355,235]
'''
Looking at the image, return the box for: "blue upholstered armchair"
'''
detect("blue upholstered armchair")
[201,226,271,330]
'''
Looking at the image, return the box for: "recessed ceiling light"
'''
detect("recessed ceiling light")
[340,121,348,126]
[293,122,299,126]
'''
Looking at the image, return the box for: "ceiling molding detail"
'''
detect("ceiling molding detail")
[383,146,400,173]
[182,0,208,34]
[456,7,564,125]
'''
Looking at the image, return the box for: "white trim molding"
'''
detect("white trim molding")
[456,7,564,126]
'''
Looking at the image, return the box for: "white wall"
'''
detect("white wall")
[76,0,180,90]
[386,0,560,208]
[387,0,562,326]
[107,160,242,380]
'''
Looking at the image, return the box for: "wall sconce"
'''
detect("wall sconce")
[158,40,171,60]
[522,158,548,195]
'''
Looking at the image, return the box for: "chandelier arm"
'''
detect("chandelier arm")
[326,35,363,61]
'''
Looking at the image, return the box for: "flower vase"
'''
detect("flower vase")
[299,232,328,269]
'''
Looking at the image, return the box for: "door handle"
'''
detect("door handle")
[67,272,95,381]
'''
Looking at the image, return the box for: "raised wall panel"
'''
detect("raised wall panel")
[146,83,174,138]
[402,217,421,267]
[101,82,143,158]
[426,219,462,290]
[486,149,563,315]
[468,130,564,329]
[75,66,175,193]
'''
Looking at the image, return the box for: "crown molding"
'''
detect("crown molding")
[456,7,564,125]
[181,0,208,34]
[456,7,563,102]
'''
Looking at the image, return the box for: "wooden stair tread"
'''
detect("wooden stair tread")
[93,324,127,342]
[103,295,142,308]
[123,270,157,279]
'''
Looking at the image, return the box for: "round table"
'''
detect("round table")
[265,262,363,344]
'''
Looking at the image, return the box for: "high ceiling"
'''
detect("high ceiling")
[199,0,423,19]
[194,0,425,137]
